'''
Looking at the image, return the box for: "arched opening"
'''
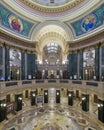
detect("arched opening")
[35,24,68,79]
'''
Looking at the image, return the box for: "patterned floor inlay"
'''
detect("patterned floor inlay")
[2,105,101,130]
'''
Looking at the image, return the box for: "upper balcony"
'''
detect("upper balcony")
[0,79,104,97]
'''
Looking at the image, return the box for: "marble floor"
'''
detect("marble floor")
[1,98,103,130]
[23,112,81,130]
[20,105,100,130]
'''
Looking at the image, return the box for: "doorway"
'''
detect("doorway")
[10,66,21,80]
[48,88,56,104]
[84,67,94,80]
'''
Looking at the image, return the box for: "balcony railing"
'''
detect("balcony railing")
[0,80,104,94]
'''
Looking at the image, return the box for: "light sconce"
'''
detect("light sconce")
[0,104,3,107]
[98,104,100,107]
[101,104,103,107]
[82,97,86,101]
[32,93,35,97]
[45,92,47,95]
[3,103,6,107]
[69,94,72,97]
[57,92,59,95]
[17,70,19,74]
[79,76,82,80]
[98,103,103,107]
[70,76,72,80]
[18,97,22,100]
[0,103,6,107]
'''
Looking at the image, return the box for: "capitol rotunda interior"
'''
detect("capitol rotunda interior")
[0,0,104,130]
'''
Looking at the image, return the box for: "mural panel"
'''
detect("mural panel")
[10,49,21,67]
[83,49,95,67]
[8,15,23,33]
[70,4,104,36]
[0,4,34,37]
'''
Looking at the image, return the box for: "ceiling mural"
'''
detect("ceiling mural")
[15,0,84,14]
[8,15,23,33]
[3,0,100,22]
[0,4,34,37]
[69,3,104,36]
[0,0,103,41]
[32,0,69,5]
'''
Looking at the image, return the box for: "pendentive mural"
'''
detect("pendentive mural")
[8,15,23,33]
[0,4,34,37]
[81,14,97,32]
[70,3,104,36]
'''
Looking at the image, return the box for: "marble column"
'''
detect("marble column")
[68,91,74,106]
[79,51,83,80]
[15,93,22,111]
[0,98,6,122]
[30,91,36,106]
[98,97,104,123]
[56,90,60,103]
[82,94,89,112]
[77,50,80,80]
[27,53,37,79]
[5,47,10,81]
[99,44,102,81]
[32,54,37,79]
[44,90,48,103]
[95,44,101,81]
[0,46,3,79]
[25,52,27,79]
[67,52,78,79]
[101,45,104,80]
[21,52,25,80]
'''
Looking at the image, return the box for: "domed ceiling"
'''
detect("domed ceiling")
[1,0,101,21]
[0,0,103,42]
[0,0,104,62]
[31,0,69,6]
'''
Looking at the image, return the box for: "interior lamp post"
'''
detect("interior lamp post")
[18,97,22,101]
[0,103,7,122]
[57,92,59,95]
[32,93,35,97]
[31,92,36,106]
[45,92,47,95]
[81,94,89,112]
[44,90,48,103]
[69,93,72,97]
[68,91,73,106]
[98,99,104,123]
[56,90,60,103]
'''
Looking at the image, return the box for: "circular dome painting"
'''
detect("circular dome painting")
[8,15,23,32]
[81,14,97,32]
[32,0,69,6]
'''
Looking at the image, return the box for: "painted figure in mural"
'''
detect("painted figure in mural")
[82,14,96,32]
[11,18,21,32]
[8,15,23,32]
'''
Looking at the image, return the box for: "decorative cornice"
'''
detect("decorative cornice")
[69,31,104,50]
[0,31,36,49]
[21,0,84,13]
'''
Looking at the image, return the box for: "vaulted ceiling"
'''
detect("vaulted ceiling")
[0,0,104,62]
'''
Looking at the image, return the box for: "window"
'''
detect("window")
[83,48,95,67]
[46,42,58,53]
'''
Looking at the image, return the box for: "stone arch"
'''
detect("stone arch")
[31,21,74,41]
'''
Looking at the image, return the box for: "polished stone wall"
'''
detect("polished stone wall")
[5,47,10,81]
[95,47,99,80]
[21,52,25,80]
[79,51,83,79]
[0,46,3,77]
[27,53,37,79]
[67,53,78,79]
[101,46,104,78]
[67,46,104,80]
